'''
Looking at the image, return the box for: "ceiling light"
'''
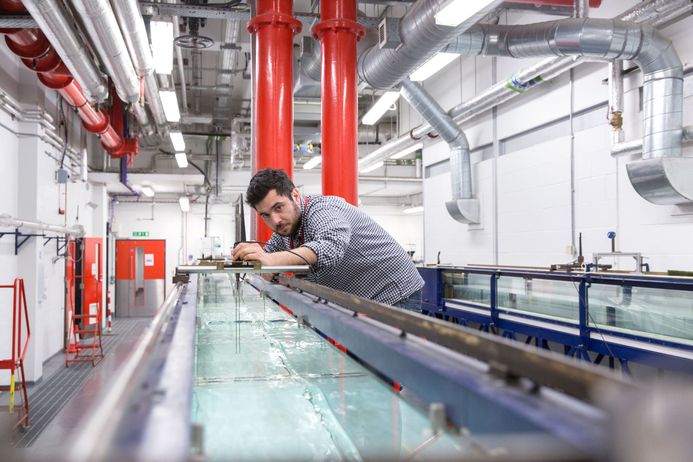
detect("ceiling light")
[360,161,384,174]
[361,91,400,126]
[179,196,190,212]
[151,21,174,74]
[435,0,497,27]
[390,142,423,160]
[175,152,188,168]
[403,206,424,214]
[140,186,155,197]
[409,52,459,82]
[170,131,185,152]
[159,90,181,122]
[303,155,322,170]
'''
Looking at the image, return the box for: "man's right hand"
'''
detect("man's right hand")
[232,242,265,261]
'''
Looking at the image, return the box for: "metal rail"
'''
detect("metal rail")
[67,283,184,462]
[275,275,635,405]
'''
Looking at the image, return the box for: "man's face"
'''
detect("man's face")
[254,188,302,237]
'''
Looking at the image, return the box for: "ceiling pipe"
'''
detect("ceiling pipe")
[465,18,688,204]
[71,0,140,104]
[21,0,108,102]
[358,0,691,175]
[110,0,157,132]
[215,19,241,119]
[400,78,478,224]
[0,15,137,157]
[357,0,504,90]
[506,0,601,6]
[247,0,302,242]
[313,0,365,205]
[173,16,188,114]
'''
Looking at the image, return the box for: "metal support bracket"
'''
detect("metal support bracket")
[0,229,46,255]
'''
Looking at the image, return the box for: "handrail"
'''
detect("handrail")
[438,266,693,289]
[67,283,183,462]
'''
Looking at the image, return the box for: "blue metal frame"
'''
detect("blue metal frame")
[418,267,693,373]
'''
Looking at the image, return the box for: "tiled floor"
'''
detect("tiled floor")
[3,318,150,457]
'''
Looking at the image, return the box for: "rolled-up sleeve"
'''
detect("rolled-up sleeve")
[302,206,351,271]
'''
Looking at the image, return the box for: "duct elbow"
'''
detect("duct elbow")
[626,158,693,205]
[446,198,480,225]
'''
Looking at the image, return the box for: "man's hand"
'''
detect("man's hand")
[232,242,271,263]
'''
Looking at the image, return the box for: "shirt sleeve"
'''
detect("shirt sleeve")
[263,233,285,253]
[301,203,352,271]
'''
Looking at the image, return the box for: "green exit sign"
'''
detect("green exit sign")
[132,231,149,237]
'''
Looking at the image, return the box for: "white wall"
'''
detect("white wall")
[112,201,236,296]
[419,5,693,272]
[0,52,103,383]
[362,205,424,262]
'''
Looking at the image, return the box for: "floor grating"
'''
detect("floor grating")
[2,318,148,448]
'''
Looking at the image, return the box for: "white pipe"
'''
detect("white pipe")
[72,0,140,103]
[0,214,85,237]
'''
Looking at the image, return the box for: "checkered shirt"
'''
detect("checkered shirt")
[264,195,424,305]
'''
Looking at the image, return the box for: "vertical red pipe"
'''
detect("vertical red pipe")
[313,0,364,205]
[248,0,301,241]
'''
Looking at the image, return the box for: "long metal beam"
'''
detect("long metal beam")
[252,275,611,453]
[273,275,635,404]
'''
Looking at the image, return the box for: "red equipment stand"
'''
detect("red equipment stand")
[0,278,31,430]
[65,239,104,367]
[65,307,104,367]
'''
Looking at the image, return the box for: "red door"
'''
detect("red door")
[115,240,166,317]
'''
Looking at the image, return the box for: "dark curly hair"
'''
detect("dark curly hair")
[246,168,296,208]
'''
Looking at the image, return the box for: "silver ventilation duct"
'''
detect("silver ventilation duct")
[357,0,503,90]
[400,78,478,224]
[72,0,141,103]
[22,0,108,102]
[358,1,690,161]
[467,18,688,204]
[110,0,157,131]
[111,0,154,77]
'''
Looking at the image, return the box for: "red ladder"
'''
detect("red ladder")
[0,278,30,430]
[65,279,104,367]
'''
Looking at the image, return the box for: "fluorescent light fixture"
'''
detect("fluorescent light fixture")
[361,91,400,126]
[170,131,185,152]
[140,186,155,197]
[409,52,459,82]
[390,142,423,160]
[175,152,188,168]
[360,161,384,174]
[303,155,322,170]
[435,0,496,27]
[151,20,174,74]
[179,196,190,212]
[403,206,424,214]
[159,90,181,122]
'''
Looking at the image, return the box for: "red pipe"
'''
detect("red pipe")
[313,0,364,206]
[507,0,601,7]
[247,0,301,241]
[0,3,137,158]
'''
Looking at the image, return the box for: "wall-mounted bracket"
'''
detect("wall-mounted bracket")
[0,229,46,255]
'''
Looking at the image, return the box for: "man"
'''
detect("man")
[232,168,424,309]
